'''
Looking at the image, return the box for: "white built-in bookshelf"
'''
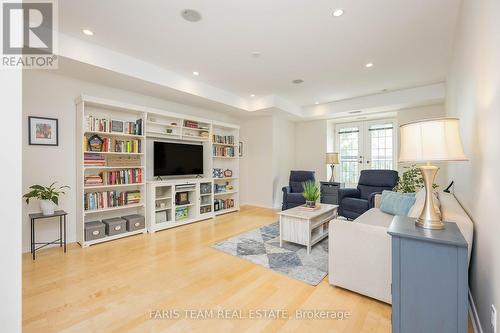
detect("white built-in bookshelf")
[75,95,240,246]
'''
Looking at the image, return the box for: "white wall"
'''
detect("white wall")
[447,0,500,331]
[22,70,240,253]
[239,116,274,207]
[272,116,296,209]
[295,120,328,181]
[1,68,22,332]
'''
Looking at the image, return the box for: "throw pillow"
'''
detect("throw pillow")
[408,188,441,218]
[380,190,417,216]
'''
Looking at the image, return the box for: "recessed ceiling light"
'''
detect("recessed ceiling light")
[192,71,199,76]
[365,63,374,68]
[315,101,319,105]
[181,9,202,22]
[250,94,255,97]
[251,52,261,58]
[292,79,304,84]
[333,9,344,17]
[82,29,94,36]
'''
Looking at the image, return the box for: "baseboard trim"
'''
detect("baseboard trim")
[469,289,483,333]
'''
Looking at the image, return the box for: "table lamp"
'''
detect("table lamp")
[325,152,339,182]
[399,117,467,229]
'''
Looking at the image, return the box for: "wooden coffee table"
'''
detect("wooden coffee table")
[278,204,338,254]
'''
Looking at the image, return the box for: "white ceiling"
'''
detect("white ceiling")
[59,0,460,108]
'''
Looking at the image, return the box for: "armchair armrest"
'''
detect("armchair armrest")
[282,185,291,195]
[329,219,392,304]
[338,188,360,202]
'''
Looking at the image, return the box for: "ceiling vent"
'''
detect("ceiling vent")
[349,110,362,114]
[292,79,304,84]
[181,9,202,22]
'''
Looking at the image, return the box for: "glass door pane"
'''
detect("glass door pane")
[337,123,363,187]
[367,121,395,170]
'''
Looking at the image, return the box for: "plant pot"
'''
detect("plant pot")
[305,200,316,208]
[40,200,55,216]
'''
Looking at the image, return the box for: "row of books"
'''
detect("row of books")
[214,198,234,211]
[213,134,235,145]
[84,168,143,186]
[84,154,106,166]
[85,116,143,135]
[84,190,141,211]
[84,137,141,153]
[213,146,235,157]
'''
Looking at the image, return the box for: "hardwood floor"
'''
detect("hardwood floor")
[23,206,401,332]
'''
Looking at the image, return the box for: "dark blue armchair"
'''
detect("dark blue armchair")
[338,169,399,220]
[282,170,316,210]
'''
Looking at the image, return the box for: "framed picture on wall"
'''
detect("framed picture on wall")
[28,116,59,146]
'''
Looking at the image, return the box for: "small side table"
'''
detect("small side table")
[29,210,67,260]
[320,182,344,205]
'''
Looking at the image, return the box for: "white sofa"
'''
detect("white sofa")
[328,191,474,304]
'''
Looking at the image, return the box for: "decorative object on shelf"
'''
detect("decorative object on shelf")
[302,180,320,208]
[23,182,69,216]
[325,152,339,182]
[28,116,58,146]
[200,183,212,194]
[399,117,467,229]
[111,119,124,133]
[175,191,190,205]
[165,128,173,134]
[175,206,188,220]
[393,164,438,193]
[171,122,178,126]
[88,134,104,152]
[239,142,243,157]
[224,169,233,177]
[213,168,223,178]
[184,120,199,129]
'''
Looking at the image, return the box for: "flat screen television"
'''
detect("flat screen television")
[154,142,203,176]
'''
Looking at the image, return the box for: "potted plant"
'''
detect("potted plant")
[302,180,320,208]
[23,182,69,216]
[393,164,438,193]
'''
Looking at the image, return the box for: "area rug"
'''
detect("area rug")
[211,222,328,285]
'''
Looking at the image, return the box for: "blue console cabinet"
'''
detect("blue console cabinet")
[388,216,468,333]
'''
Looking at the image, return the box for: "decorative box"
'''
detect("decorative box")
[122,214,145,231]
[175,207,188,220]
[85,221,106,241]
[102,217,127,236]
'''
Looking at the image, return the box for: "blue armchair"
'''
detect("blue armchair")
[338,169,399,219]
[282,170,316,210]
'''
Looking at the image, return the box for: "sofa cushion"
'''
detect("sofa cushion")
[286,192,305,203]
[342,197,369,213]
[355,208,394,228]
[380,190,416,216]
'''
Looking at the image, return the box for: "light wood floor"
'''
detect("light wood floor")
[22,206,468,333]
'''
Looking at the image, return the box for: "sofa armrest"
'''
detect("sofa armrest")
[329,219,392,304]
[368,192,382,209]
[338,188,360,202]
[373,193,382,208]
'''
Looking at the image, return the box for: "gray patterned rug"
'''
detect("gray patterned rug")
[211,222,328,285]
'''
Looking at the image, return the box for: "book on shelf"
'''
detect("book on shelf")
[213,145,235,157]
[85,115,143,135]
[84,135,142,153]
[84,168,143,186]
[84,190,141,211]
[84,154,106,166]
[214,198,235,211]
[212,134,235,145]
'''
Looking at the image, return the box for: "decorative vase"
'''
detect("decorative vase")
[40,200,55,216]
[305,200,316,208]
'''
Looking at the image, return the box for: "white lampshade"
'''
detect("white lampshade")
[399,117,467,162]
[326,152,339,164]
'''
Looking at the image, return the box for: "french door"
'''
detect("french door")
[335,119,396,187]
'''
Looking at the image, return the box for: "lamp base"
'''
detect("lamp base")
[329,164,335,183]
[415,164,444,230]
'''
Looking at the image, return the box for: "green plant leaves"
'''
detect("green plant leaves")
[22,182,69,205]
[302,181,320,202]
[393,165,438,193]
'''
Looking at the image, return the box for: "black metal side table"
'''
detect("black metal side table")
[29,210,67,260]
